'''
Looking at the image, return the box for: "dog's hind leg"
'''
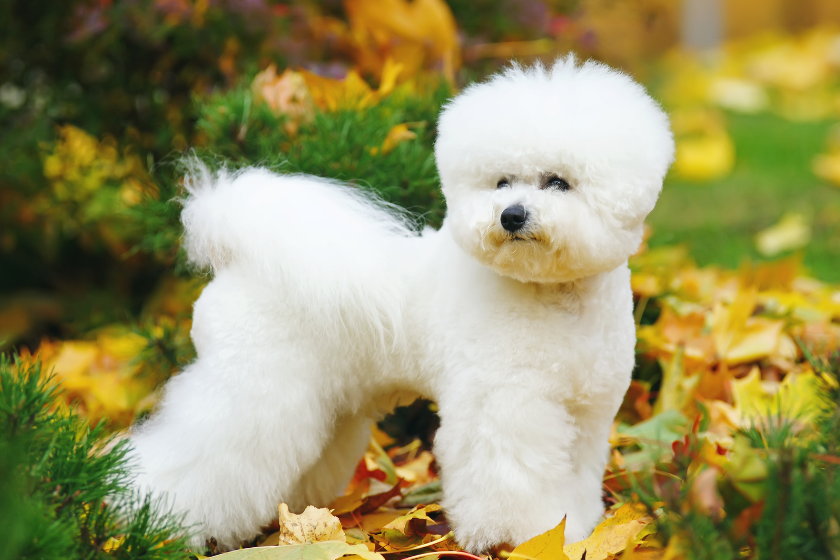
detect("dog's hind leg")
[292,414,372,509]
[128,272,348,550]
[128,356,339,549]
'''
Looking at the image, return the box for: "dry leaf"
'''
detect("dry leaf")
[277,504,346,545]
[344,0,459,82]
[509,517,571,560]
[211,541,385,560]
[379,123,418,154]
[673,132,736,181]
[812,151,840,186]
[564,502,652,560]
[754,212,812,256]
[688,468,724,520]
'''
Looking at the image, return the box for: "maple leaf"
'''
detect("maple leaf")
[564,502,652,560]
[506,517,571,560]
[343,0,459,83]
[252,66,314,135]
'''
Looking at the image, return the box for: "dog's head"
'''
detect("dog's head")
[435,56,674,283]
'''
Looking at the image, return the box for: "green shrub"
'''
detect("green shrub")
[0,353,191,559]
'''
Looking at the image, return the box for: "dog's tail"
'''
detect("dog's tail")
[180,163,418,344]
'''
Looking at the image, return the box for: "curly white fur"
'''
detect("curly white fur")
[128,55,674,553]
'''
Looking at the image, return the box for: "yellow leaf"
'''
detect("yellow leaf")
[344,0,459,82]
[754,212,812,257]
[671,110,735,182]
[365,436,398,486]
[377,58,404,98]
[383,504,441,535]
[653,346,689,415]
[277,504,346,545]
[394,450,435,484]
[673,131,735,181]
[564,503,652,560]
[380,124,418,154]
[726,434,768,503]
[509,517,571,560]
[812,151,840,186]
[777,369,828,424]
[620,546,666,559]
[708,78,769,113]
[101,535,126,552]
[723,318,784,365]
[300,69,371,112]
[711,286,757,359]
[732,367,826,424]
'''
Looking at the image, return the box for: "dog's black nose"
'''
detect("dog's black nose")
[500,204,527,232]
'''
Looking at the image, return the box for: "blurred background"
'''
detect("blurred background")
[1,0,839,429]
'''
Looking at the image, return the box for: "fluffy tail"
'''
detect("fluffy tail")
[180,163,418,343]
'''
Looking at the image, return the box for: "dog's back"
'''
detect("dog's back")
[181,164,418,345]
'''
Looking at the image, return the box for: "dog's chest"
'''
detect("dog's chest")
[425,267,635,403]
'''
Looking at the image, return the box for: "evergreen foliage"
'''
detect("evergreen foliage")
[0,353,191,559]
[194,82,450,218]
[629,348,840,559]
[131,81,452,271]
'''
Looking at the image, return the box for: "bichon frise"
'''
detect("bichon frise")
[129,55,674,553]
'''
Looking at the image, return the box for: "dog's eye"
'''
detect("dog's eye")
[497,179,511,189]
[544,175,571,192]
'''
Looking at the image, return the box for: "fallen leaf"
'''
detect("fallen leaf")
[726,434,769,503]
[278,504,345,545]
[344,0,459,82]
[399,480,443,507]
[670,109,735,182]
[564,502,651,560]
[812,151,840,186]
[331,479,404,516]
[509,517,571,560]
[754,212,812,256]
[687,468,724,520]
[212,541,384,560]
[253,66,313,117]
[367,504,443,551]
[673,131,735,181]
[394,449,435,484]
[379,123,418,154]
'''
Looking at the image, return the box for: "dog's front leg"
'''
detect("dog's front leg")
[434,380,601,554]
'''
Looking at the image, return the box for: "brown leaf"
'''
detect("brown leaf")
[688,468,724,521]
[331,480,405,516]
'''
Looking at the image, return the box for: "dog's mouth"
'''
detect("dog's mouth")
[506,232,543,243]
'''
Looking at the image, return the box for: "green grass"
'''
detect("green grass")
[648,113,840,282]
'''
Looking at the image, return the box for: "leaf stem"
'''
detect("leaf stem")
[380,532,454,554]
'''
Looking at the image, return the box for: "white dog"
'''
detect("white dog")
[129,55,674,553]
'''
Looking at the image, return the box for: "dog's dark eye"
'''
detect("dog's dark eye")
[497,179,511,189]
[544,175,571,191]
